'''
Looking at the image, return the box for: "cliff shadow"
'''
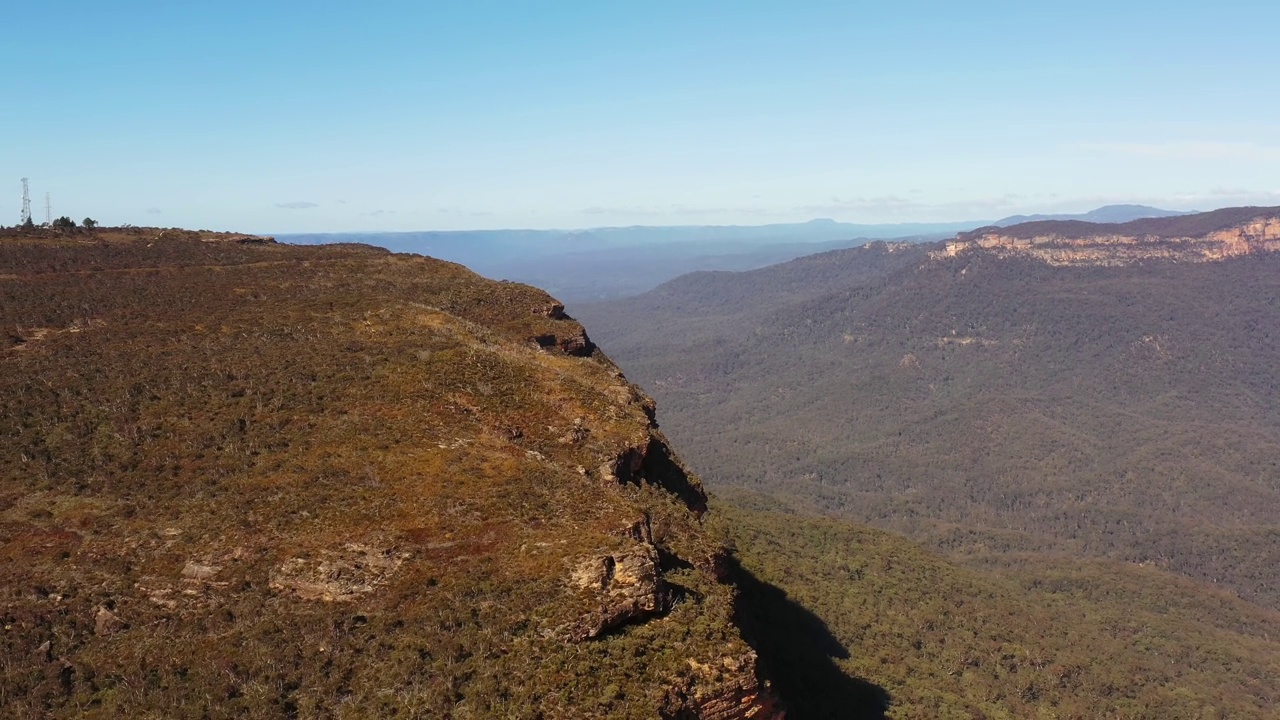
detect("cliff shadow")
[729,556,890,719]
[640,436,709,515]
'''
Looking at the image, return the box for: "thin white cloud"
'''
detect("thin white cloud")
[569,188,1280,229]
[793,188,1280,224]
[276,201,320,210]
[581,204,775,218]
[582,205,663,217]
[1157,188,1280,207]
[1078,141,1280,162]
[794,195,1018,220]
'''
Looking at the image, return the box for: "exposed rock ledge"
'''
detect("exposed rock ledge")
[567,541,671,641]
[939,215,1280,266]
[663,651,785,720]
[560,424,784,718]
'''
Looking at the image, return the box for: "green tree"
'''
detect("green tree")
[52,216,76,229]
[83,218,98,229]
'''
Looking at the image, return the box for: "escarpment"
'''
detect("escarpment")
[0,228,781,719]
[940,206,1280,265]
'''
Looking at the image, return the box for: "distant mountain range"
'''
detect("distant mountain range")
[993,203,1190,226]
[280,218,980,257]
[278,206,1194,302]
[279,219,980,302]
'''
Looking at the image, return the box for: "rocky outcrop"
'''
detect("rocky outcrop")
[662,651,786,719]
[532,328,596,356]
[93,606,126,637]
[268,543,410,602]
[155,228,276,244]
[598,435,710,516]
[939,213,1280,266]
[567,542,671,641]
[528,301,598,355]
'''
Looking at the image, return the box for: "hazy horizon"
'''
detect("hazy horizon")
[273,215,982,237]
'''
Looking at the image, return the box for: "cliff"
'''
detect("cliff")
[0,227,781,719]
[940,206,1280,265]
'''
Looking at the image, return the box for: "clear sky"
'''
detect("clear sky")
[3,1,1278,232]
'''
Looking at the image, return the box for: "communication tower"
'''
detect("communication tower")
[20,178,31,225]
[45,193,51,226]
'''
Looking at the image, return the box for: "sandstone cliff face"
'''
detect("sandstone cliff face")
[940,214,1280,266]
[0,228,781,720]
[568,541,671,640]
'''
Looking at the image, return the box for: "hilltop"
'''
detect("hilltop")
[0,227,783,719]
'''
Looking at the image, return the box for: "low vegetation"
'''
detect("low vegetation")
[0,228,765,718]
[578,239,1280,611]
[7,221,1279,717]
[717,490,1280,719]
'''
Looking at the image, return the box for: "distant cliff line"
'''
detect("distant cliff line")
[940,206,1280,266]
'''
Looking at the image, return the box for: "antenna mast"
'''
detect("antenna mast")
[20,178,31,225]
[45,192,51,226]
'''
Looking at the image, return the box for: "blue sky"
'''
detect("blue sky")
[3,1,1278,232]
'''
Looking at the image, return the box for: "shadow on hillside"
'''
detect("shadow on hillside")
[641,436,709,515]
[729,557,890,719]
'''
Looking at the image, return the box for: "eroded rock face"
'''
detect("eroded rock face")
[598,435,710,516]
[564,542,785,718]
[662,651,786,720]
[567,542,670,641]
[528,303,596,356]
[939,216,1280,266]
[532,329,596,356]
